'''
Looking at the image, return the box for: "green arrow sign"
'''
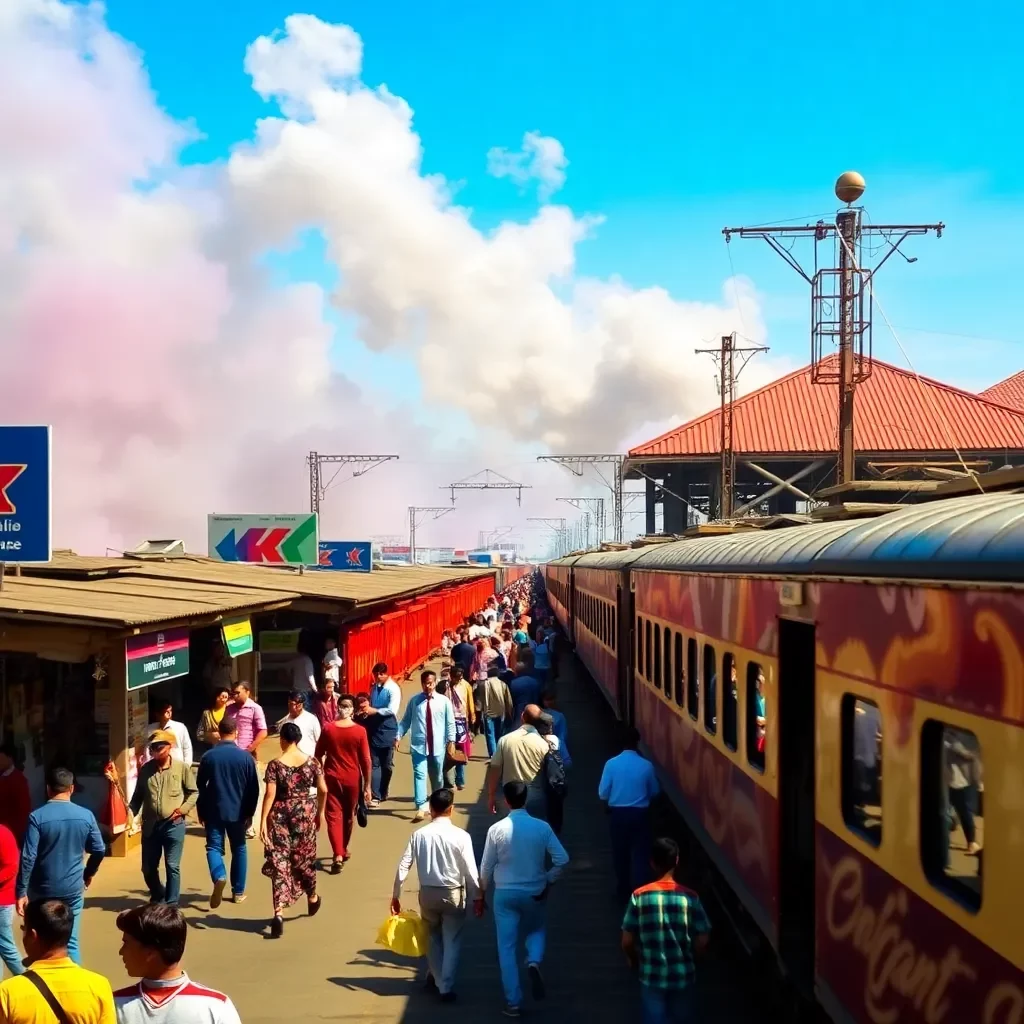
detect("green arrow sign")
[280,514,318,563]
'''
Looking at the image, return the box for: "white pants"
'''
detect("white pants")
[419,886,466,995]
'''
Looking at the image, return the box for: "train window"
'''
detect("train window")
[674,632,684,707]
[841,695,882,847]
[703,643,717,735]
[645,619,652,681]
[654,624,662,690]
[663,627,673,699]
[636,616,643,674]
[687,638,699,720]
[722,653,738,752]
[920,720,983,913]
[612,607,617,652]
[747,662,766,772]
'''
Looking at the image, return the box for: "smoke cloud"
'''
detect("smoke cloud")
[1,5,771,554]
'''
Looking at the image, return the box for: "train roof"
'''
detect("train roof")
[631,491,1024,583]
[572,547,652,570]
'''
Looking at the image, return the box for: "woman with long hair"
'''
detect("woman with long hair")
[196,686,232,751]
[259,721,327,938]
[445,667,476,790]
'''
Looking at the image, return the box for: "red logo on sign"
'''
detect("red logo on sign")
[346,546,365,566]
[0,465,27,515]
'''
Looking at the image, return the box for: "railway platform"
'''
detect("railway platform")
[76,651,761,1023]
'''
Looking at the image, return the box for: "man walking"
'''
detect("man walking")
[508,653,542,723]
[364,663,401,807]
[478,780,569,1018]
[599,726,660,900]
[392,789,480,1003]
[129,731,198,907]
[224,682,267,840]
[312,676,340,729]
[450,630,475,678]
[196,719,260,909]
[486,705,550,821]
[140,700,193,767]
[15,767,105,965]
[480,671,514,757]
[395,671,455,823]
[114,903,241,1023]
[621,837,711,1024]
[277,691,321,757]
[0,899,114,1021]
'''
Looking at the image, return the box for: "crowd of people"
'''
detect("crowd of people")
[0,574,712,1023]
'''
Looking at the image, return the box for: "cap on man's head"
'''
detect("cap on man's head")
[147,729,175,747]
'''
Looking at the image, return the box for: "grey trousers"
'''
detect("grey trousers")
[419,885,466,995]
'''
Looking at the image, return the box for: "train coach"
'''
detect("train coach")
[546,491,1024,1024]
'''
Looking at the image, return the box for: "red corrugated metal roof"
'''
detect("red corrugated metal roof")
[980,371,1024,411]
[629,355,1024,459]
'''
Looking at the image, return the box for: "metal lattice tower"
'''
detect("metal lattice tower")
[527,517,568,557]
[537,455,624,542]
[557,497,605,549]
[444,469,531,506]
[723,172,942,484]
[307,453,399,514]
[408,506,454,564]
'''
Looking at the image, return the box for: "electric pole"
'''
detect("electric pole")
[723,171,942,485]
[444,469,531,506]
[307,453,399,515]
[408,506,454,564]
[695,333,767,518]
[537,455,624,542]
[527,517,568,557]
[557,497,605,548]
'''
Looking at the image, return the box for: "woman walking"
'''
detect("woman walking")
[259,721,326,938]
[314,693,372,875]
[445,668,476,791]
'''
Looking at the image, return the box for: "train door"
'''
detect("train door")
[616,580,635,725]
[777,618,816,1000]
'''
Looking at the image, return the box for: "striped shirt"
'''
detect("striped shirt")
[621,880,711,989]
[113,974,241,1023]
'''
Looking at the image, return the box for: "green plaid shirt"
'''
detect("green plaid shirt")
[622,880,710,989]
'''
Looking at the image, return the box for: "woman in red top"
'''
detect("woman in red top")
[0,823,21,976]
[314,693,371,874]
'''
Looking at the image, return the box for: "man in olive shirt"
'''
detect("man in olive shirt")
[129,729,198,907]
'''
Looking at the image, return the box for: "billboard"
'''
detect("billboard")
[208,514,318,565]
[0,425,51,563]
[318,540,372,572]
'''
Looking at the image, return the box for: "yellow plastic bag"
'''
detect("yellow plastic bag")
[375,911,430,958]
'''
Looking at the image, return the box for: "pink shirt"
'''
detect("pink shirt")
[471,647,499,681]
[224,698,267,750]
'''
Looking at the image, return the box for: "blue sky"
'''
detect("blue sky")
[105,0,1023,398]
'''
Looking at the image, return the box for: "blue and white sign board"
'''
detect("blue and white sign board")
[0,426,51,563]
[318,540,372,572]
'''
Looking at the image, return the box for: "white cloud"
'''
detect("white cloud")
[0,7,780,553]
[487,130,568,200]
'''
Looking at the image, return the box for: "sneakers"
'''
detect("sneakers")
[210,879,226,910]
[369,799,380,809]
[232,893,246,904]
[502,1006,521,1018]
[528,963,546,1000]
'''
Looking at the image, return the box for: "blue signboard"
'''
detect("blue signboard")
[317,540,372,572]
[0,426,51,563]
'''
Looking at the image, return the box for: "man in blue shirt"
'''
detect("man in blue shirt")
[450,631,476,678]
[541,695,571,769]
[598,726,660,901]
[477,780,569,1017]
[362,662,402,807]
[508,652,542,722]
[395,670,455,822]
[16,767,105,964]
[196,717,260,908]
[532,628,551,689]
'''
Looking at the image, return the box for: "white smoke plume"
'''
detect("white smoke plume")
[487,131,569,200]
[0,5,774,554]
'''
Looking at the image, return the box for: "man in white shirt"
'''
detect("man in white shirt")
[141,700,193,767]
[468,615,494,641]
[481,597,499,629]
[598,726,660,900]
[478,780,569,1017]
[276,691,321,757]
[323,639,342,684]
[290,652,318,710]
[392,788,480,1002]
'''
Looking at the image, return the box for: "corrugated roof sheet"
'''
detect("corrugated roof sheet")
[632,492,1024,582]
[16,553,494,608]
[980,370,1024,412]
[0,574,298,628]
[629,355,1024,459]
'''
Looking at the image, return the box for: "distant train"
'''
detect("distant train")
[546,493,1023,1024]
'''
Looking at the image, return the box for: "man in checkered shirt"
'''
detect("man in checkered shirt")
[621,837,711,1023]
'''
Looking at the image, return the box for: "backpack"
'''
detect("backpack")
[543,747,567,801]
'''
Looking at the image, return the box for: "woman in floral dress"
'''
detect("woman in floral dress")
[259,721,327,938]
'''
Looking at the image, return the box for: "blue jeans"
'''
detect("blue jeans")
[484,716,507,757]
[0,904,23,976]
[142,819,187,905]
[493,888,547,1007]
[371,744,396,801]
[411,752,444,810]
[205,821,248,896]
[610,807,651,899]
[27,891,83,965]
[640,984,698,1023]
[443,761,466,789]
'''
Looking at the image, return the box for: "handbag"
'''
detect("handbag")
[443,741,468,774]
[23,971,72,1024]
[356,786,368,829]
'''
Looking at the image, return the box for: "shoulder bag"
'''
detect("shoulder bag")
[23,971,73,1024]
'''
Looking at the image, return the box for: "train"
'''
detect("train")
[545,491,1023,1024]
